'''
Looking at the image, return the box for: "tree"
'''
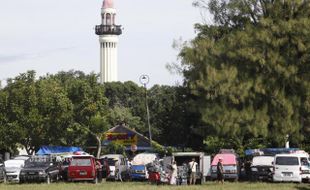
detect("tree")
[89,114,109,158]
[108,106,143,129]
[3,71,73,154]
[147,85,202,149]
[178,0,310,152]
[50,71,110,149]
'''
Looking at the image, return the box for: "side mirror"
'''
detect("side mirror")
[271,161,274,165]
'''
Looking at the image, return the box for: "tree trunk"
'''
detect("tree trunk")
[96,136,102,159]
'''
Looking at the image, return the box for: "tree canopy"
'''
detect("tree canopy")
[178,0,310,153]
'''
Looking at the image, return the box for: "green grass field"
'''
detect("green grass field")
[0,182,310,190]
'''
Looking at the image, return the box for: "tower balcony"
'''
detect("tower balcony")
[95,25,122,35]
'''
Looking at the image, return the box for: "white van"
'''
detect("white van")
[100,154,128,180]
[295,152,310,182]
[273,154,304,182]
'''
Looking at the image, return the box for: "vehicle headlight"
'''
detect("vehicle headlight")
[38,171,45,175]
[251,167,258,172]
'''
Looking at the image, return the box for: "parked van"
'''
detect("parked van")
[250,155,274,181]
[211,153,239,181]
[67,155,98,183]
[273,154,303,182]
[100,154,128,180]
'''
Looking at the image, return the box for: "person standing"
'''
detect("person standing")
[217,158,224,184]
[96,159,103,183]
[188,158,198,185]
[115,159,123,182]
[170,161,178,185]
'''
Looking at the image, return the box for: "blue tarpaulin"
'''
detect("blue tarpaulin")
[36,146,82,155]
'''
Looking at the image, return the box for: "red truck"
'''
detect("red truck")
[67,155,100,183]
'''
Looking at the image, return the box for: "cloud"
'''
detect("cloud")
[0,46,76,64]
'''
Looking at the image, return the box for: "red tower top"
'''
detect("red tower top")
[102,0,114,9]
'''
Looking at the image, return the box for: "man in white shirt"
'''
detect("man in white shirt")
[188,158,198,185]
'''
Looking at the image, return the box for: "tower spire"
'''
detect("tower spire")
[95,0,122,83]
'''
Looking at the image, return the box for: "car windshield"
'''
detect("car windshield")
[4,160,24,168]
[252,156,274,166]
[276,157,299,165]
[24,160,50,168]
[70,158,92,166]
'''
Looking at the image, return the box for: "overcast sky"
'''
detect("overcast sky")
[0,0,207,86]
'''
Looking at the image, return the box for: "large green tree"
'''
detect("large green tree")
[147,85,202,149]
[50,71,110,151]
[178,0,310,152]
[3,71,73,154]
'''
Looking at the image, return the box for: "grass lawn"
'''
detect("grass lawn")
[0,182,309,190]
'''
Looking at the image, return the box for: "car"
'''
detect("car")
[294,151,310,182]
[19,155,60,184]
[130,153,159,181]
[273,154,302,183]
[211,153,240,181]
[250,155,274,181]
[130,165,148,180]
[4,159,27,183]
[67,155,99,183]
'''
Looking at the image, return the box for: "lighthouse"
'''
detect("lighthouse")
[95,0,122,83]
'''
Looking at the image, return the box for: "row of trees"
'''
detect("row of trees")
[0,70,200,156]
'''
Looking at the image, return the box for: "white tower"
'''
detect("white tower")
[95,0,122,83]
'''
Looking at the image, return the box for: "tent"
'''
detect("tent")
[36,146,82,155]
[102,125,153,151]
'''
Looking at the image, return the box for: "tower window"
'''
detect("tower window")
[106,13,111,25]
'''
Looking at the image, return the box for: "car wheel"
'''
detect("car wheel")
[46,175,51,184]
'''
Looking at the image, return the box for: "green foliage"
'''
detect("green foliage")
[2,71,74,154]
[102,142,126,156]
[179,0,310,152]
[108,106,143,129]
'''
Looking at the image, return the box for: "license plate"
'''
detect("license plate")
[283,172,292,177]
[29,172,35,175]
[80,171,87,176]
